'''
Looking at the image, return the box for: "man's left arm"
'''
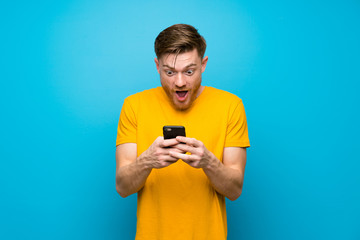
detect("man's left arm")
[170,136,247,201]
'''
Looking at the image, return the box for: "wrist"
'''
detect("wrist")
[136,152,153,172]
[203,153,221,171]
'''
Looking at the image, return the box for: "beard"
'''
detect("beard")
[161,79,202,111]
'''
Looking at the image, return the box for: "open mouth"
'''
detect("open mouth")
[175,91,188,101]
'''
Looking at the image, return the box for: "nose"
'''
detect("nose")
[174,73,186,88]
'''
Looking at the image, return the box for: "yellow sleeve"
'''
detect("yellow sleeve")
[116,96,137,146]
[225,99,250,148]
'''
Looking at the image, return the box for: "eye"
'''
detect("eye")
[185,69,194,75]
[166,70,175,76]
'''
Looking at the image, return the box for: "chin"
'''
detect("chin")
[174,104,189,111]
[171,94,197,110]
[173,101,191,111]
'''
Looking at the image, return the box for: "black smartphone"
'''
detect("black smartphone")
[163,126,186,139]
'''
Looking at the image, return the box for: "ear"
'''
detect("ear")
[201,56,208,73]
[154,58,160,74]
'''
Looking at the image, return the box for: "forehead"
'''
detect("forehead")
[159,49,201,69]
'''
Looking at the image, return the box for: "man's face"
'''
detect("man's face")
[155,49,208,111]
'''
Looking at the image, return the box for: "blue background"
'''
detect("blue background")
[1,0,359,239]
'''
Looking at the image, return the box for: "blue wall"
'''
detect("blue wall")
[1,0,359,239]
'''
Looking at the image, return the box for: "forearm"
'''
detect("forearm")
[116,138,182,197]
[203,155,244,201]
[116,155,152,198]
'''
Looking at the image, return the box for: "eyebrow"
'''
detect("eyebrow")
[162,63,197,70]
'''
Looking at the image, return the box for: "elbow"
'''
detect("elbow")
[116,184,130,198]
[116,175,131,198]
[228,188,243,201]
[115,172,140,198]
[227,175,244,201]
[116,172,131,198]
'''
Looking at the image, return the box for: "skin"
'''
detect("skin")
[154,49,208,110]
[116,49,247,200]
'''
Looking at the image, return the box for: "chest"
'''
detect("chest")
[135,99,230,160]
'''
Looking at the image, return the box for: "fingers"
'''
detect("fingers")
[151,150,179,169]
[153,145,181,159]
[148,137,184,169]
[168,151,188,161]
[159,138,179,148]
[170,137,209,169]
[159,136,201,148]
[173,143,196,154]
[161,156,179,163]
[169,147,186,154]
[169,151,200,161]
[155,158,179,168]
[175,136,201,147]
[150,136,206,169]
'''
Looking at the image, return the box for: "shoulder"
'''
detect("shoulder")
[124,87,161,104]
[204,86,243,104]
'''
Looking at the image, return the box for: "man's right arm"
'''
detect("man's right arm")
[115,137,181,198]
[115,143,151,198]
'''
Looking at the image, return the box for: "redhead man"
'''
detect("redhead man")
[115,24,250,240]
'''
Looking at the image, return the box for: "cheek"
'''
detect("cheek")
[190,74,201,85]
[159,74,167,83]
[160,76,173,89]
[163,75,177,85]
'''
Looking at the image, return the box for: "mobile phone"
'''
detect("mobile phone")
[163,125,186,139]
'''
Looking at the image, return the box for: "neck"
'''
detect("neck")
[196,85,205,97]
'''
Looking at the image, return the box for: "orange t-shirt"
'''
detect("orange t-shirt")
[116,86,250,240]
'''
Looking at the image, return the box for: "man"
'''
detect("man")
[115,24,250,240]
